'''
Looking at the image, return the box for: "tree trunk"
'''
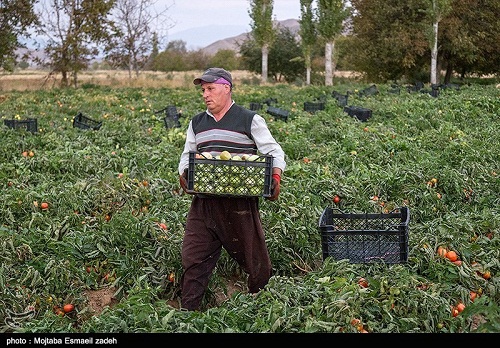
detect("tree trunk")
[430,21,439,85]
[305,54,311,85]
[261,43,269,84]
[324,41,334,86]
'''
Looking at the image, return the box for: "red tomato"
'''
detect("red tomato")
[358,277,369,288]
[63,304,75,313]
[333,195,341,204]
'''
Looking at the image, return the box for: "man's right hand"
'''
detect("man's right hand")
[179,169,188,193]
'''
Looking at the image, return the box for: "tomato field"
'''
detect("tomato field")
[0,79,499,333]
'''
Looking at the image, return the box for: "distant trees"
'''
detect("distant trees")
[240,25,303,83]
[2,0,498,87]
[35,0,116,88]
[439,0,500,81]
[348,0,499,83]
[249,0,275,84]
[105,0,172,78]
[0,0,37,71]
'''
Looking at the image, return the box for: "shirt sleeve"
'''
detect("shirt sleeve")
[251,114,286,172]
[178,121,197,175]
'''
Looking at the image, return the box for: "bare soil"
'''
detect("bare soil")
[84,275,246,314]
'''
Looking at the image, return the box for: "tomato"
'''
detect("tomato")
[40,202,49,210]
[350,318,361,326]
[437,246,448,257]
[452,260,462,266]
[358,277,369,288]
[470,291,477,302]
[333,195,341,204]
[482,270,491,280]
[63,304,75,313]
[445,250,458,262]
[456,303,465,313]
[451,307,459,317]
[168,272,175,282]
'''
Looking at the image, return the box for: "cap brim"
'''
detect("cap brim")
[193,75,219,85]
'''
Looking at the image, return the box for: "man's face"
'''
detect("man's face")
[200,82,231,114]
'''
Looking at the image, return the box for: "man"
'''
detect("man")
[178,67,286,311]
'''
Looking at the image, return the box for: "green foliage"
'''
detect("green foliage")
[0,81,499,333]
[0,0,38,71]
[240,27,305,83]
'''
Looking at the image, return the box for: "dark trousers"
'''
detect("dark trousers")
[180,195,272,311]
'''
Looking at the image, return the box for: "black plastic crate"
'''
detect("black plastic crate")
[266,106,289,122]
[343,106,372,122]
[249,102,262,111]
[186,151,273,198]
[4,118,38,133]
[73,112,102,130]
[262,98,278,106]
[388,87,401,94]
[155,105,181,129]
[336,94,348,107]
[318,207,409,264]
[164,114,181,129]
[361,84,379,97]
[304,101,325,113]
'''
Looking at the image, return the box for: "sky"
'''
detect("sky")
[161,0,303,48]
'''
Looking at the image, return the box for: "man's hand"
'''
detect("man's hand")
[266,173,281,201]
[179,169,188,193]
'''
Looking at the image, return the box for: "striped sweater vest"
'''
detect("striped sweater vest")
[191,104,258,155]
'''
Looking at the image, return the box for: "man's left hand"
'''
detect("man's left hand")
[266,173,281,201]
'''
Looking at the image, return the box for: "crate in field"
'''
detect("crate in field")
[4,118,38,133]
[156,105,181,129]
[249,102,262,111]
[163,114,181,129]
[343,105,372,122]
[304,101,325,113]
[73,112,102,130]
[186,151,273,198]
[318,207,410,264]
[266,106,289,122]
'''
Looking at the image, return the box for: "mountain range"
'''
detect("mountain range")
[193,19,300,55]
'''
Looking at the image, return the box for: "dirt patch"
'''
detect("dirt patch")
[84,275,246,314]
[84,287,119,316]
